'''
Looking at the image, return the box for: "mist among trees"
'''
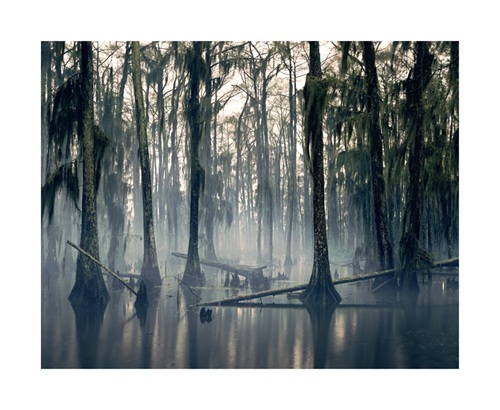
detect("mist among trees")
[41,41,458,306]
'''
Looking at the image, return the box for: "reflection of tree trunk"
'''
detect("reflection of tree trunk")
[73,306,104,368]
[131,41,162,292]
[137,297,159,367]
[304,302,336,368]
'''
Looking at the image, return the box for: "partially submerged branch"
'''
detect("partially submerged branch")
[173,274,202,302]
[198,257,458,306]
[67,240,137,296]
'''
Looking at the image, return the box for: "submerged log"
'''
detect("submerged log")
[172,252,267,279]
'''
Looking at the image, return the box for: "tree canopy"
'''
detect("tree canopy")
[42,41,458,300]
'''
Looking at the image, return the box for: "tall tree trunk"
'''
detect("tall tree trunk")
[235,95,249,255]
[202,42,218,261]
[284,44,297,266]
[251,63,264,264]
[399,41,434,292]
[300,42,341,306]
[68,41,110,310]
[131,41,162,291]
[362,42,395,288]
[183,41,206,287]
[168,74,182,252]
[261,75,273,264]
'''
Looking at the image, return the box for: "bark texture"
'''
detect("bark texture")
[300,42,341,306]
[362,42,395,289]
[131,41,162,291]
[399,42,434,292]
[183,41,206,287]
[68,41,110,310]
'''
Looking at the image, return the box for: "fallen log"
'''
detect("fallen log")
[171,252,267,279]
[197,283,307,306]
[433,257,459,268]
[197,257,459,306]
[103,272,141,279]
[198,269,395,306]
[208,302,405,310]
[67,240,138,297]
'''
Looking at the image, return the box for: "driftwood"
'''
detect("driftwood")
[198,257,459,306]
[67,240,138,296]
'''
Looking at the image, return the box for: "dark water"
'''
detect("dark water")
[41,263,458,369]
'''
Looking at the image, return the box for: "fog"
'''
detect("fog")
[41,40,459,373]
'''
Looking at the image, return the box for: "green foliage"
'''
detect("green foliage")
[303,73,329,173]
[185,42,207,85]
[44,65,111,224]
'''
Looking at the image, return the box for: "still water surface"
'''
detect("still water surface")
[41,262,458,369]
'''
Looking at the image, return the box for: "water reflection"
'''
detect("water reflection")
[72,305,105,368]
[304,302,336,368]
[42,265,458,369]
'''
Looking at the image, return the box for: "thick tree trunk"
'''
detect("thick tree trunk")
[131,41,162,292]
[399,42,434,292]
[362,42,395,289]
[68,41,110,310]
[68,240,138,296]
[183,41,206,287]
[300,42,341,306]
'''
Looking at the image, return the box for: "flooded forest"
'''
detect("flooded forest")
[41,41,459,370]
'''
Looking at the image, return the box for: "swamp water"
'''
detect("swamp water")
[41,261,458,369]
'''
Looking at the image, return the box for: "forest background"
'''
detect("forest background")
[2,1,500,410]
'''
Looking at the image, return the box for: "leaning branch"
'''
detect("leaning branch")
[67,240,138,296]
[172,275,202,302]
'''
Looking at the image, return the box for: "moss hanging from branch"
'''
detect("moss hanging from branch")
[303,74,329,176]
